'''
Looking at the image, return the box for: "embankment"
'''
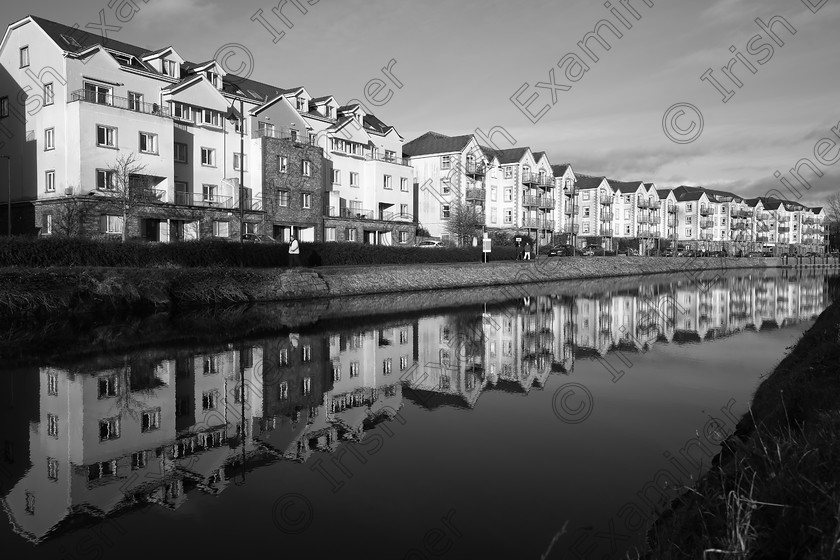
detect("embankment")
[0,256,783,318]
[648,283,840,558]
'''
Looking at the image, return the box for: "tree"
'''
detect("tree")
[826,193,840,251]
[105,152,161,242]
[445,200,484,246]
[52,196,92,236]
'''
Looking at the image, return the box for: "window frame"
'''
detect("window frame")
[200,147,216,167]
[139,131,158,154]
[44,127,55,150]
[174,142,188,163]
[96,124,117,148]
[45,169,55,193]
[43,82,54,106]
[20,46,29,68]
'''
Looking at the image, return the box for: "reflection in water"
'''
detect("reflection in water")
[0,272,832,545]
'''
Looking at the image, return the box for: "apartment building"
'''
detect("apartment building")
[0,16,414,244]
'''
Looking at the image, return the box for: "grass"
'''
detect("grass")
[647,287,840,559]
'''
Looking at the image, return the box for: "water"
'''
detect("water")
[0,269,834,559]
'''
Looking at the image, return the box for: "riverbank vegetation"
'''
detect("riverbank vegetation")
[648,277,840,558]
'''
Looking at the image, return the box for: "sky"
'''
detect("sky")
[3,0,839,206]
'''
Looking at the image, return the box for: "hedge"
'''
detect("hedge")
[0,237,520,268]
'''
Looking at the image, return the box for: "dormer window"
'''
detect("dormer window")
[205,71,219,88]
[324,106,333,119]
[162,60,178,77]
[296,97,306,111]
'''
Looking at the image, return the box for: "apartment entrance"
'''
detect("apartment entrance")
[143,219,169,242]
[170,220,200,241]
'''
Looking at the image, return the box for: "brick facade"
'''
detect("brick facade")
[323,216,416,245]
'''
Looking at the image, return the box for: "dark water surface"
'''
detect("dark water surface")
[0,269,835,559]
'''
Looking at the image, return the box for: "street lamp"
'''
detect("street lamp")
[1,155,10,237]
[227,99,245,244]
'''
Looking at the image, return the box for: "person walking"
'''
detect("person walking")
[288,234,301,267]
[523,241,532,260]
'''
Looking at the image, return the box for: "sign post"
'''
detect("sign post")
[483,233,491,264]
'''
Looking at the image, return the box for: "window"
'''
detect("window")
[346,228,357,242]
[302,377,311,395]
[102,215,123,234]
[583,207,590,218]
[504,188,513,202]
[205,71,219,87]
[47,413,59,438]
[259,121,275,137]
[47,371,58,395]
[383,175,392,189]
[504,167,513,179]
[43,213,53,236]
[441,204,451,219]
[173,103,192,121]
[25,493,34,515]
[332,169,341,184]
[279,382,288,399]
[624,209,630,220]
[401,178,409,192]
[277,190,290,207]
[399,231,408,243]
[383,358,392,375]
[213,221,229,238]
[201,109,220,127]
[20,46,29,68]
[504,209,513,224]
[128,91,143,111]
[44,83,54,105]
[582,224,589,234]
[686,217,693,225]
[162,59,177,77]
[85,82,112,105]
[325,227,336,241]
[132,451,147,470]
[302,345,311,362]
[350,172,359,187]
[400,204,409,217]
[296,97,306,110]
[141,409,161,432]
[99,417,120,441]
[202,184,216,202]
[582,191,590,201]
[350,362,360,377]
[491,187,497,201]
[277,155,288,173]
[139,132,158,154]
[201,147,215,166]
[491,208,497,223]
[47,458,59,480]
[278,348,289,366]
[174,142,188,163]
[686,228,692,237]
[202,391,217,410]
[302,160,311,176]
[0,97,8,118]
[203,355,218,374]
[441,155,451,169]
[400,355,409,371]
[332,362,341,381]
[686,203,693,211]
[98,375,119,398]
[233,153,247,171]
[96,125,117,147]
[45,170,55,192]
[44,127,55,150]
[301,193,311,209]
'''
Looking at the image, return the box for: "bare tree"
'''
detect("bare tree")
[52,197,92,236]
[826,193,840,251]
[105,152,161,242]
[445,200,484,246]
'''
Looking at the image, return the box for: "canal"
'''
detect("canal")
[0,268,835,559]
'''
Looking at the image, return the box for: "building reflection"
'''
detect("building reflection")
[0,272,832,542]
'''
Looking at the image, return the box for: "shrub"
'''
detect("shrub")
[0,237,520,268]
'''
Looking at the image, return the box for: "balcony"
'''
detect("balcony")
[699,205,713,216]
[700,219,714,229]
[600,226,614,237]
[522,217,554,229]
[637,215,650,224]
[730,222,747,230]
[701,232,714,240]
[523,195,554,208]
[522,172,552,187]
[756,212,769,221]
[802,217,816,225]
[637,198,651,209]
[778,226,790,233]
[600,210,613,221]
[600,197,613,206]
[339,207,375,220]
[174,191,235,208]
[464,161,486,177]
[778,236,791,244]
[650,200,662,210]
[667,205,677,214]
[69,89,172,119]
[253,127,317,145]
[465,188,486,202]
[367,152,412,167]
[562,224,579,234]
[564,204,578,215]
[667,216,676,227]
[778,216,791,223]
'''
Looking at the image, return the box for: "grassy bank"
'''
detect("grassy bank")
[648,285,840,558]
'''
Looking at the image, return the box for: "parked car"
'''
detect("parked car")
[241,233,277,243]
[546,244,577,257]
[581,245,599,256]
[746,251,764,257]
[763,250,774,257]
[618,247,640,256]
[416,240,444,248]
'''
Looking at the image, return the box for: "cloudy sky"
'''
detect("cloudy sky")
[3,0,839,206]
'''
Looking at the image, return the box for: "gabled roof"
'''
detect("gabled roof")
[551,164,571,176]
[31,15,151,59]
[403,132,473,157]
[310,95,336,104]
[671,186,708,202]
[656,188,673,200]
[493,147,530,165]
[608,179,645,194]
[575,174,607,190]
[363,114,394,135]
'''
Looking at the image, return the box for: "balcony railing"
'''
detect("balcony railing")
[778,216,791,223]
[701,233,714,240]
[698,219,713,229]
[522,217,554,229]
[69,89,172,119]
[699,205,713,216]
[367,152,412,167]
[667,216,676,227]
[464,162,486,177]
[600,211,613,221]
[637,198,651,209]
[174,191,235,208]
[600,226,614,237]
[802,217,816,225]
[637,215,650,224]
[522,172,552,187]
[465,188,486,201]
[730,222,747,230]
[778,226,791,233]
[562,224,579,234]
[523,195,554,208]
[600,197,613,206]
[756,212,769,221]
[253,127,317,145]
[667,205,677,214]
[650,200,662,210]
[564,204,578,215]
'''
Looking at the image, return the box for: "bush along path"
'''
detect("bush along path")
[647,290,840,559]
